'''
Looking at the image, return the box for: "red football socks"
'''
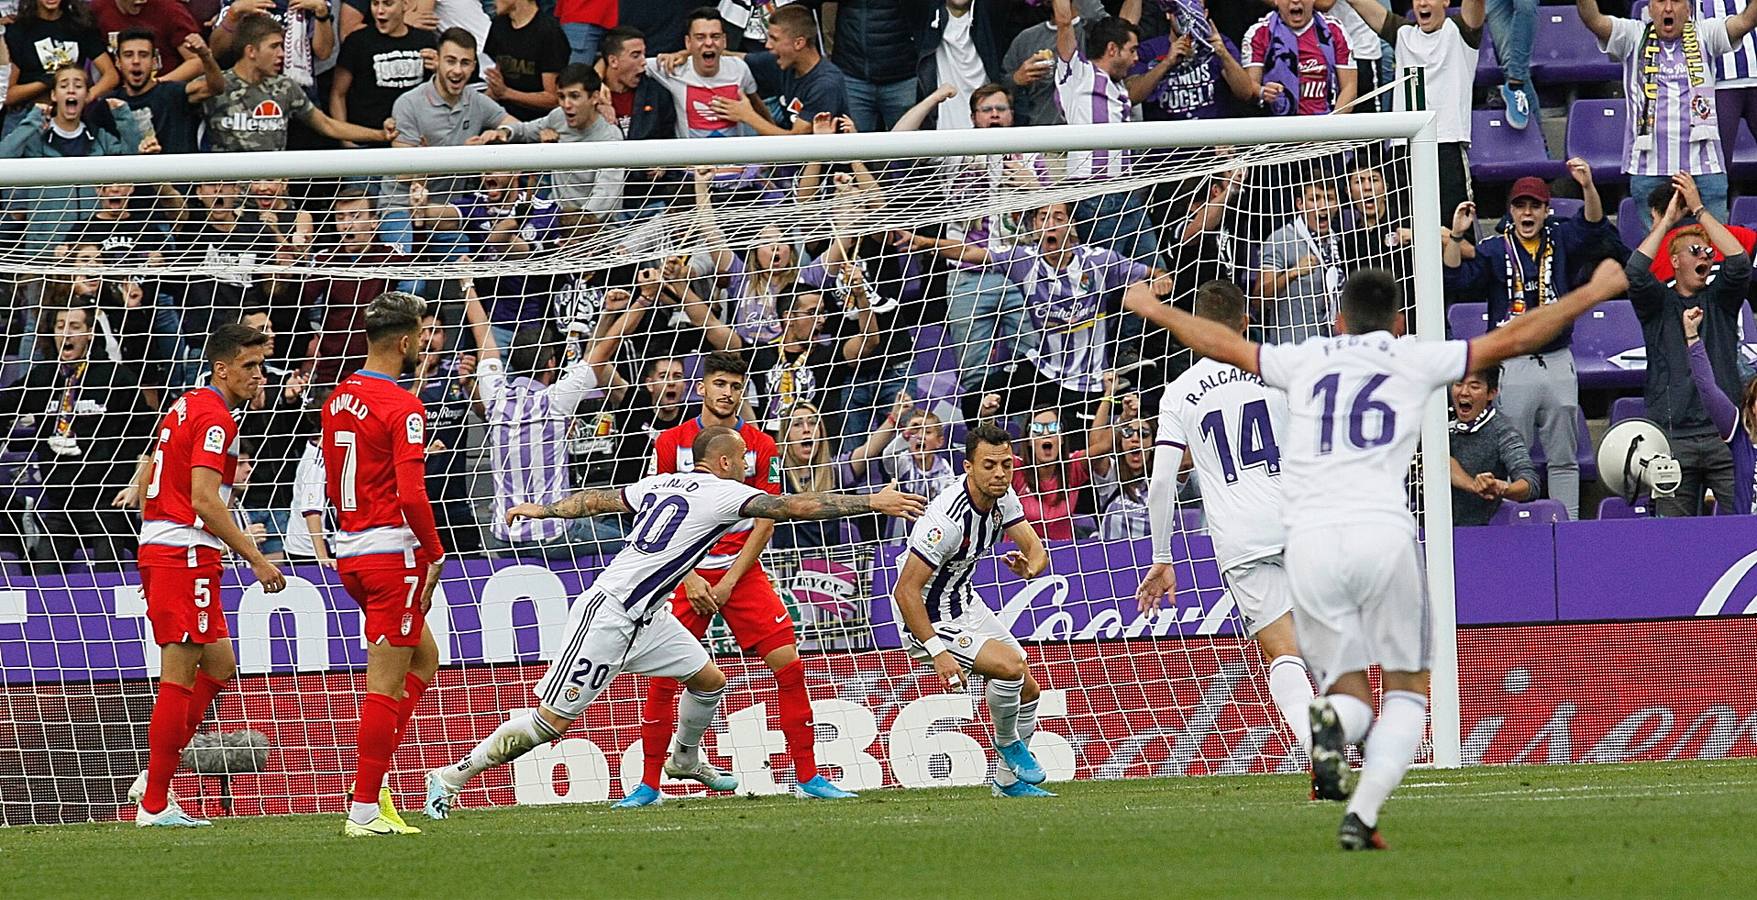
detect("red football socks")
[184,671,227,743]
[143,681,193,814]
[774,659,818,783]
[641,679,684,789]
[352,692,400,805]
[395,673,429,748]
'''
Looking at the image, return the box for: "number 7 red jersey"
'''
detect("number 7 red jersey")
[322,370,446,569]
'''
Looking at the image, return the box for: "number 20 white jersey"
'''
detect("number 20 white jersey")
[1257,333,1470,535]
[599,472,766,616]
[1157,356,1290,572]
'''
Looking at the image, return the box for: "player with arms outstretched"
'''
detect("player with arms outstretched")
[628,351,854,805]
[323,292,448,837]
[421,426,926,816]
[132,323,289,827]
[894,423,1054,798]
[1126,280,1318,767]
[1138,262,1626,849]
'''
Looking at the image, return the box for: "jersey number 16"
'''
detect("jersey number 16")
[1198,399,1281,484]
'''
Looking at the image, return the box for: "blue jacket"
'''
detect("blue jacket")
[1444,211,1624,355]
[0,105,145,258]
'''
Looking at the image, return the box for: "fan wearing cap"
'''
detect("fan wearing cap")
[1441,159,1619,518]
[1626,171,1750,516]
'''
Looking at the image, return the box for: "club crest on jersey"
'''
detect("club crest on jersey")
[203,425,227,454]
[197,612,209,633]
[406,413,424,445]
[400,612,414,636]
[563,687,581,702]
[957,635,973,648]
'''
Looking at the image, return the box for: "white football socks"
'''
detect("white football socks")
[1329,692,1375,744]
[995,697,1039,786]
[987,677,1024,746]
[671,687,724,767]
[1267,656,1316,754]
[443,711,562,788]
[1347,690,1428,829]
[348,801,380,825]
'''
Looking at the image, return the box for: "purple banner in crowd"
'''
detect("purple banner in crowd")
[2,520,1754,685]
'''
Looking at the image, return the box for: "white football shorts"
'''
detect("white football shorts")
[535,587,710,720]
[1283,524,1431,691]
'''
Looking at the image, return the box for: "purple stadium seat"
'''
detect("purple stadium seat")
[1489,498,1570,525]
[1597,495,1654,519]
[1476,26,1504,87]
[1566,100,1629,184]
[1471,109,1565,183]
[1525,407,1600,484]
[1530,7,1621,84]
[1548,197,1585,221]
[1177,507,1202,533]
[1448,302,1489,340]
[913,370,959,406]
[1731,127,1757,180]
[1572,300,1646,390]
[1732,196,1757,227]
[1610,396,1648,425]
[1618,195,1648,249]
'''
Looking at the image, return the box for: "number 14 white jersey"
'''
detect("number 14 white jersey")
[1257,333,1469,535]
[1156,356,1290,572]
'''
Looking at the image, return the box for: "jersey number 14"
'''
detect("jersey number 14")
[1199,400,1281,484]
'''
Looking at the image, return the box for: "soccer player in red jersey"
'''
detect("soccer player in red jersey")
[620,350,856,806]
[133,323,289,827]
[322,291,447,836]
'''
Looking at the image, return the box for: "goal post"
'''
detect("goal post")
[0,108,1458,826]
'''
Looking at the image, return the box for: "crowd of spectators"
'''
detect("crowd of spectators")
[1,0,1755,570]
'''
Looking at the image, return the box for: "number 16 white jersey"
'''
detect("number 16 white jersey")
[1257,333,1469,535]
[1157,356,1290,572]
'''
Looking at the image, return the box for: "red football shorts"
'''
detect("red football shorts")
[670,565,794,657]
[340,564,428,648]
[140,560,228,646]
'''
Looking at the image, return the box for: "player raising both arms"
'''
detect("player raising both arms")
[132,323,289,827]
[1125,280,1318,770]
[323,292,448,837]
[422,427,926,817]
[894,423,1054,798]
[1145,261,1626,849]
[626,351,856,805]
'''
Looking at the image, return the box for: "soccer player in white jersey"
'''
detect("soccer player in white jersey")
[1132,262,1627,849]
[1129,280,1318,769]
[422,427,925,817]
[894,423,1054,798]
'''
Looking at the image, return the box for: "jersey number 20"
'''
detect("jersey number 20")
[1198,400,1281,483]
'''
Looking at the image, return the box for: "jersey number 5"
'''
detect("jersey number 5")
[1312,373,1395,454]
[1198,399,1281,484]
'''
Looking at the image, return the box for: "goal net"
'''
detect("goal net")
[0,113,1450,825]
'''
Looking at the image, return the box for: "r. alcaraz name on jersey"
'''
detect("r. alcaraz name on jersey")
[321,369,446,568]
[652,417,780,569]
[902,482,1026,622]
[139,386,240,566]
[600,472,768,616]
[1155,356,1290,572]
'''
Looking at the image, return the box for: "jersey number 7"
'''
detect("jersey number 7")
[1198,399,1281,484]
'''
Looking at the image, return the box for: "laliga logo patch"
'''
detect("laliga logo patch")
[406,413,424,445]
[400,612,414,636]
[926,527,944,544]
[204,425,227,454]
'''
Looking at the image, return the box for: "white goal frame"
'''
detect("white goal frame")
[0,109,1461,769]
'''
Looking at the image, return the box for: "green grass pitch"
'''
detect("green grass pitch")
[4,760,1753,898]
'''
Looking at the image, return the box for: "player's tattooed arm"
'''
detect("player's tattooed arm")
[507,489,631,523]
[744,481,927,522]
